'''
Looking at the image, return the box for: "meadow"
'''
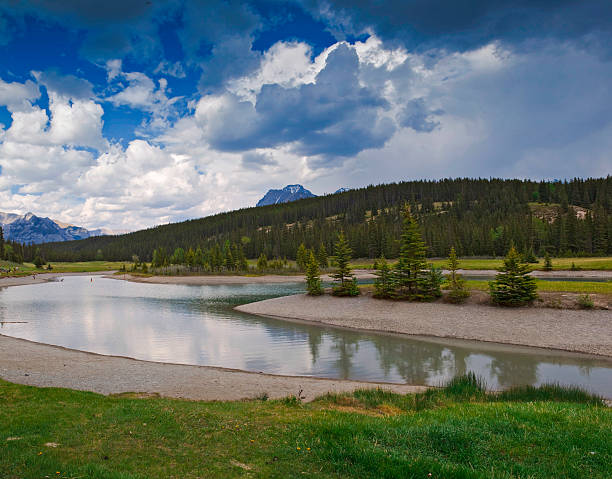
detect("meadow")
[1,376,610,479]
[351,257,612,271]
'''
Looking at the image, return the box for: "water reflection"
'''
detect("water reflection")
[1,276,611,397]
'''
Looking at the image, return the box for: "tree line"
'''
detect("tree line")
[20,177,612,263]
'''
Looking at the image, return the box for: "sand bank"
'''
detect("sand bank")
[0,271,110,288]
[0,335,425,402]
[237,294,612,358]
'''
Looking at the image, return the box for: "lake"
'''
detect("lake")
[1,275,611,397]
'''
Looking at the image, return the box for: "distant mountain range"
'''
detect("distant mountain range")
[256,184,316,206]
[0,211,110,244]
[256,184,349,206]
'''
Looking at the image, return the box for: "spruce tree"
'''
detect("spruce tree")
[305,252,323,296]
[296,243,308,271]
[543,252,553,271]
[373,255,393,298]
[393,206,429,300]
[316,242,328,268]
[257,253,268,271]
[446,246,470,303]
[331,231,358,296]
[489,246,537,306]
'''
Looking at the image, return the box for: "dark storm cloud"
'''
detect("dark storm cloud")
[303,0,612,54]
[241,151,278,170]
[398,98,442,133]
[201,45,394,158]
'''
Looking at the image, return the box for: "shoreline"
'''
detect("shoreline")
[236,294,612,358]
[0,271,111,288]
[110,268,612,286]
[2,268,610,288]
[0,334,425,402]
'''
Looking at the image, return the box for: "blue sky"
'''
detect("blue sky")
[0,1,610,230]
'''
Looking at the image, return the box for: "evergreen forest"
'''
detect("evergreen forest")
[18,177,612,263]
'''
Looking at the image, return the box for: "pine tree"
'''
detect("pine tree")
[373,255,393,298]
[305,252,323,296]
[316,242,328,268]
[446,246,470,303]
[543,252,553,271]
[296,243,308,271]
[489,246,537,306]
[257,253,268,271]
[0,226,4,260]
[331,231,358,296]
[393,206,429,300]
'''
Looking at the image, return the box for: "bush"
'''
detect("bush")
[577,294,594,309]
[332,277,360,297]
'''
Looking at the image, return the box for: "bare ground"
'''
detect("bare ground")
[236,293,612,357]
[0,335,425,402]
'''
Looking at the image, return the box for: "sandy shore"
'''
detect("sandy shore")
[0,271,110,288]
[237,294,612,358]
[0,335,425,401]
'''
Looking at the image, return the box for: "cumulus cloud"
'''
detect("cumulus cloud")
[33,70,94,99]
[0,78,40,112]
[196,44,394,160]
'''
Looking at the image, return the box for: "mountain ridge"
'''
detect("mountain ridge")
[0,211,109,244]
[256,184,316,206]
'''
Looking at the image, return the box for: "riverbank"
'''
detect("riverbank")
[0,270,111,288]
[109,269,377,285]
[111,268,611,286]
[237,294,612,357]
[0,334,425,402]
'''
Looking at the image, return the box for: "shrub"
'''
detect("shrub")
[577,294,594,309]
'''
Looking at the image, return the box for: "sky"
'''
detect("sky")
[0,1,611,231]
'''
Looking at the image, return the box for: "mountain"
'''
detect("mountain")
[256,184,316,206]
[334,188,350,194]
[0,211,109,244]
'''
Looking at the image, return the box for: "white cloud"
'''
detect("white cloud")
[0,77,40,112]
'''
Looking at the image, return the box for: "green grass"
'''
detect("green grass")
[1,377,610,478]
[465,279,612,294]
[351,257,612,271]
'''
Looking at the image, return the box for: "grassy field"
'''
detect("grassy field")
[464,279,612,295]
[351,257,612,271]
[1,376,610,479]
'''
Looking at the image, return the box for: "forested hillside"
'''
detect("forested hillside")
[30,177,612,262]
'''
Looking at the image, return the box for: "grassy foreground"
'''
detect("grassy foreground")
[1,377,610,479]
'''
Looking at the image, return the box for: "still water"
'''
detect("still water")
[1,275,611,397]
